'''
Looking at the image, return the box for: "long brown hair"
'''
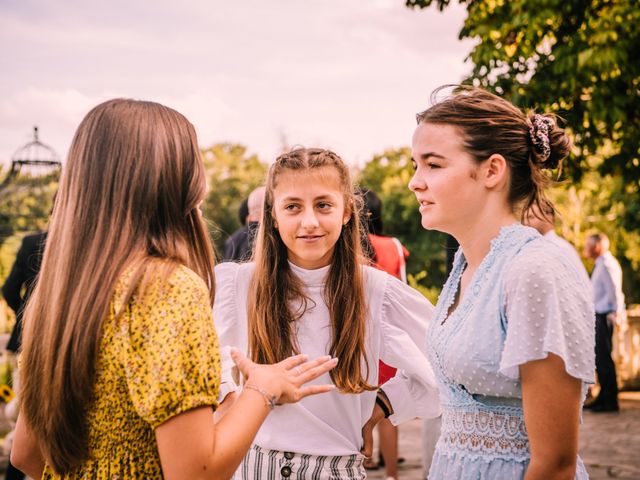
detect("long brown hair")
[248,147,375,393]
[20,99,215,474]
[416,86,571,218]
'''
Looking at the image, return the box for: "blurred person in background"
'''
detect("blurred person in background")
[583,233,625,413]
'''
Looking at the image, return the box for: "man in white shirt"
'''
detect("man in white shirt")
[583,233,625,412]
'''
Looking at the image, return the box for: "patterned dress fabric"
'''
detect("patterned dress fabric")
[427,224,594,480]
[43,265,221,479]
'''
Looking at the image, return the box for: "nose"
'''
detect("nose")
[408,169,426,192]
[300,208,320,228]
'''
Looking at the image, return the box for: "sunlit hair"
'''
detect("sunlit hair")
[248,147,375,393]
[416,86,571,218]
[20,99,216,474]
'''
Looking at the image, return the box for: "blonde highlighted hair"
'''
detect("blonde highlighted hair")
[20,99,215,474]
[248,147,375,394]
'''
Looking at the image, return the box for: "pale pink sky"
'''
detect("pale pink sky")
[0,0,473,166]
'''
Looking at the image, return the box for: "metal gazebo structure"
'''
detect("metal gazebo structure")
[0,127,61,192]
[0,127,62,242]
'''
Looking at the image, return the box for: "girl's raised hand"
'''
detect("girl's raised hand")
[230,348,337,404]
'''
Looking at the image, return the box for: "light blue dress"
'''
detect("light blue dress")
[427,224,594,479]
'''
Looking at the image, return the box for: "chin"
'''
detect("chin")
[420,216,440,231]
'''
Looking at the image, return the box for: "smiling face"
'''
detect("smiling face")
[272,166,351,269]
[409,122,485,234]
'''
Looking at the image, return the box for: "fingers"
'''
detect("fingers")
[296,384,336,400]
[278,353,311,370]
[296,357,338,384]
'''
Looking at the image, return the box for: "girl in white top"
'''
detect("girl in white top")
[214,147,440,479]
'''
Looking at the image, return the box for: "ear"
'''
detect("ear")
[342,211,351,226]
[482,153,508,189]
[343,198,353,225]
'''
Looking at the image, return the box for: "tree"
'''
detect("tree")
[0,169,58,282]
[357,147,447,301]
[406,0,640,231]
[200,143,268,255]
[407,0,640,302]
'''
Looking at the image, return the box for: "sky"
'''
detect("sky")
[0,0,474,167]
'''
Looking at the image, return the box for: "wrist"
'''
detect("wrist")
[245,368,283,399]
[244,383,277,410]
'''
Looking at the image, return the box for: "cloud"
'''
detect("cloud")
[0,0,473,165]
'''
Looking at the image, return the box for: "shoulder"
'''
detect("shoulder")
[213,262,255,303]
[215,261,255,281]
[19,231,46,252]
[227,226,249,242]
[507,236,565,277]
[362,264,391,291]
[157,264,210,303]
[504,237,590,301]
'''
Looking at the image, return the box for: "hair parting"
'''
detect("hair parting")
[248,147,375,393]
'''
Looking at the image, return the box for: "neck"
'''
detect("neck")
[450,208,518,269]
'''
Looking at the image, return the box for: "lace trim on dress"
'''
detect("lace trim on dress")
[438,406,529,462]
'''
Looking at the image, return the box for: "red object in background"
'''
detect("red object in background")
[368,234,409,385]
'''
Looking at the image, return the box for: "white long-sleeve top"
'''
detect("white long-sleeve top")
[213,261,440,456]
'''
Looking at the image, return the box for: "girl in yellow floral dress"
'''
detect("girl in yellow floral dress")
[11,99,336,480]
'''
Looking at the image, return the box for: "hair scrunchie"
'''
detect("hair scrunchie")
[529,114,554,163]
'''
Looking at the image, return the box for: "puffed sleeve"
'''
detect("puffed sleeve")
[499,244,595,384]
[379,275,441,424]
[124,266,220,429]
[213,262,243,401]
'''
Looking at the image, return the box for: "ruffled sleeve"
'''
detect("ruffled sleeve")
[213,262,244,401]
[499,243,595,384]
[378,274,441,424]
[124,266,220,429]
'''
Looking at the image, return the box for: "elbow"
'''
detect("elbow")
[528,454,577,480]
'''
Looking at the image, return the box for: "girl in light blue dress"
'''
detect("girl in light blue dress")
[409,87,594,479]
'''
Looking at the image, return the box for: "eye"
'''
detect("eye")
[317,202,332,211]
[284,203,300,211]
[427,162,441,169]
[411,160,417,171]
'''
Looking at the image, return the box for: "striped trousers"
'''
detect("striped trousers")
[234,444,366,480]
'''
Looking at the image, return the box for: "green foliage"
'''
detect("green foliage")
[0,168,58,282]
[356,147,448,293]
[200,143,268,256]
[406,0,640,231]
[406,0,640,302]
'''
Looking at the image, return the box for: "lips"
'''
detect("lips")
[297,234,325,241]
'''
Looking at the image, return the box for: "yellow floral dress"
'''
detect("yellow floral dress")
[43,265,220,479]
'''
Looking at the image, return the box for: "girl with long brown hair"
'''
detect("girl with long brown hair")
[214,147,441,479]
[410,87,594,479]
[10,99,337,480]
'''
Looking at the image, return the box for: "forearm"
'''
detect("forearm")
[208,388,272,478]
[213,391,237,424]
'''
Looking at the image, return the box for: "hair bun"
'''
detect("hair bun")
[527,113,570,170]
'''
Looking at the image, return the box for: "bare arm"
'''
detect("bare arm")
[156,351,337,480]
[11,413,45,479]
[521,353,582,480]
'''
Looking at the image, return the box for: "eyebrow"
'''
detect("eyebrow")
[279,194,336,203]
[417,152,446,161]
